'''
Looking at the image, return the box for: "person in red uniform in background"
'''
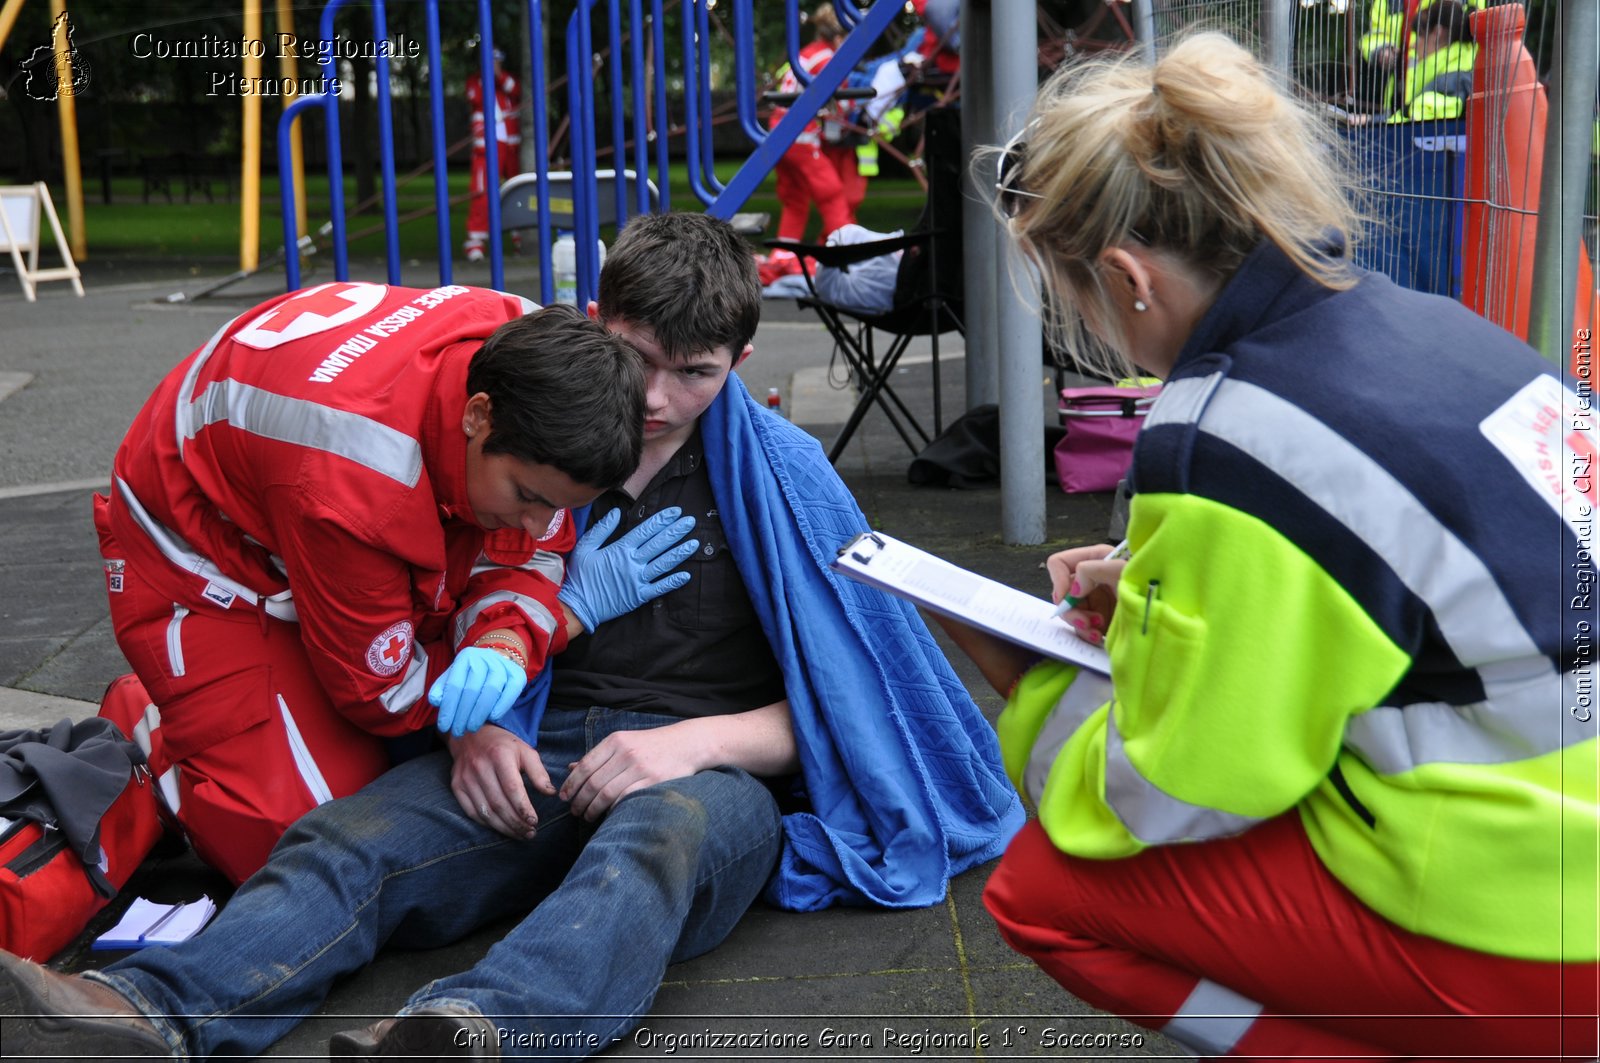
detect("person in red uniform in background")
[464,46,522,262]
[909,0,960,81]
[766,5,853,280]
[815,10,866,230]
[94,290,696,884]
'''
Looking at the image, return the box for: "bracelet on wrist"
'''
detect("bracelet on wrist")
[475,630,529,655]
[479,643,528,669]
[474,633,529,669]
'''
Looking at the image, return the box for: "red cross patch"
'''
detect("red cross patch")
[537,507,566,542]
[365,620,414,678]
[234,282,388,350]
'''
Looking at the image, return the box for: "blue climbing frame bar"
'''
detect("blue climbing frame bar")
[279,0,889,299]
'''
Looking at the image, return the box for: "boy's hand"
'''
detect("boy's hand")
[448,725,553,838]
[557,506,699,632]
[558,724,705,821]
[429,647,527,737]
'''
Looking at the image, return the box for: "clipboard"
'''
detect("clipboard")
[831,531,1111,675]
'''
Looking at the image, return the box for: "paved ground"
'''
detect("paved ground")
[0,255,1175,1060]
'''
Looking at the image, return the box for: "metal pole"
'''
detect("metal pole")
[1260,0,1293,83]
[275,0,308,240]
[0,0,27,60]
[240,0,263,272]
[48,0,86,261]
[993,0,1044,545]
[1527,0,1599,366]
[1129,0,1157,64]
[961,0,998,410]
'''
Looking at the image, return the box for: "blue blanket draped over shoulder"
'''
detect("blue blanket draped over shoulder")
[501,375,1023,911]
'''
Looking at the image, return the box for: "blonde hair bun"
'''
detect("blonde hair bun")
[1001,30,1361,378]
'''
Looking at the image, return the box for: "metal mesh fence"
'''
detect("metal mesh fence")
[1066,0,1596,366]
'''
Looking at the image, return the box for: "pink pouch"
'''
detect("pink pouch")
[1053,383,1162,493]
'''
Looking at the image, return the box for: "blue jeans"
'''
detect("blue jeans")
[89,706,784,1059]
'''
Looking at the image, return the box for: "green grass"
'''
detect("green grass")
[52,162,928,263]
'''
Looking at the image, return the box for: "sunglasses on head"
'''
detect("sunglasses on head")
[996,132,1155,248]
[995,127,1042,219]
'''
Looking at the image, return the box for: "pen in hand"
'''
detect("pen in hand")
[1051,539,1131,619]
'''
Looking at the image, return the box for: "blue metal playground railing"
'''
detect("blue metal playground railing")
[277,0,902,306]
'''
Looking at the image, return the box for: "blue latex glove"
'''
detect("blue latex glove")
[429,646,527,737]
[556,506,699,632]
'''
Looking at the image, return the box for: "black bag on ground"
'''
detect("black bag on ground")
[907,404,1066,488]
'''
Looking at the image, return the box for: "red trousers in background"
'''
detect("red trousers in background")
[775,140,850,243]
[985,816,1598,1061]
[464,143,521,250]
[94,497,391,886]
[823,143,865,228]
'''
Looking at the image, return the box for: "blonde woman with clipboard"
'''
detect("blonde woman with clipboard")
[938,31,1597,1060]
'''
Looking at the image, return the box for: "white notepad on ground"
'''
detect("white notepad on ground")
[831,531,1112,675]
[93,896,217,950]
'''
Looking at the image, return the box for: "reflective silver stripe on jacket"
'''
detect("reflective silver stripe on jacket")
[115,477,299,623]
[1161,979,1262,1057]
[377,642,431,715]
[1089,375,1582,844]
[1193,378,1573,766]
[128,699,182,816]
[1023,673,1113,808]
[276,694,334,804]
[1196,382,1568,765]
[177,379,423,488]
[1103,717,1263,844]
[173,313,246,459]
[450,589,560,651]
[1144,370,1224,432]
[1348,668,1591,773]
[470,549,565,585]
[165,606,188,678]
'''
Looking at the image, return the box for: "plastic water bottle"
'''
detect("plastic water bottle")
[552,232,577,306]
[766,387,785,419]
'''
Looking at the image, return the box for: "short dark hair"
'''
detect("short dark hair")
[1413,0,1473,45]
[597,212,761,363]
[466,303,645,488]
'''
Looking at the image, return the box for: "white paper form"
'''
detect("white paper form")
[93,896,217,950]
[831,532,1111,675]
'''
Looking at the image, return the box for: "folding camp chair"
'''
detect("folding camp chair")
[766,106,965,463]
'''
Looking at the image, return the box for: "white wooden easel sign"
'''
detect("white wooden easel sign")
[0,182,84,302]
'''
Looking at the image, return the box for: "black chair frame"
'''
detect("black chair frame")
[765,231,961,462]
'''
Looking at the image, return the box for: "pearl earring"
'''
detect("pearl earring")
[1134,299,1148,312]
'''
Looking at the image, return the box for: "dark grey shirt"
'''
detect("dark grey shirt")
[550,428,786,718]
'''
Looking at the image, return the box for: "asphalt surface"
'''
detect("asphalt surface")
[0,253,1176,1060]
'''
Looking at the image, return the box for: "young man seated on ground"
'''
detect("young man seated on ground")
[0,212,1023,1061]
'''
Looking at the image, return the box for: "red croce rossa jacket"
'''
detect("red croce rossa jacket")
[105,281,573,737]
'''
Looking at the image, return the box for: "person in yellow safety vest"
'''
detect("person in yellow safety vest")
[1360,0,1483,65]
[964,31,1597,1060]
[1355,0,1481,113]
[856,0,959,178]
[1382,0,1476,122]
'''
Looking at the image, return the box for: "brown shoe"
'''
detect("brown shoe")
[329,1006,499,1060]
[0,949,171,1058]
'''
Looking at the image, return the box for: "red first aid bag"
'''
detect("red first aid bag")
[1053,382,1162,494]
[0,677,164,960]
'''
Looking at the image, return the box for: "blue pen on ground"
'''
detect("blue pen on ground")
[1050,539,1132,619]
